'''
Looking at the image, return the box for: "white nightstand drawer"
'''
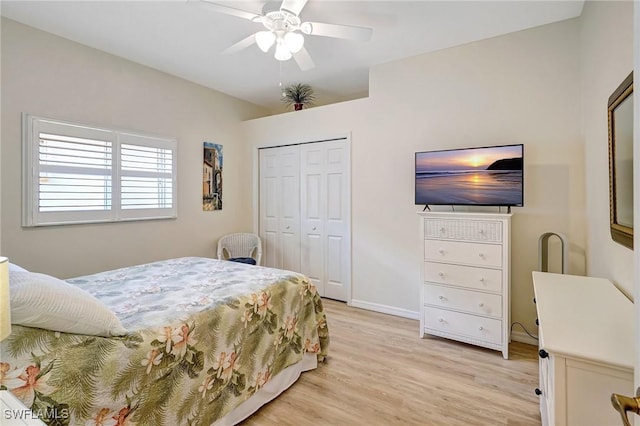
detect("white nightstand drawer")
[424,219,502,242]
[424,239,502,268]
[424,284,502,317]
[424,307,502,345]
[424,262,502,293]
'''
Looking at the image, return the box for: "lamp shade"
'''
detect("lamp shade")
[274,39,292,61]
[255,31,276,53]
[284,32,304,53]
[0,257,10,341]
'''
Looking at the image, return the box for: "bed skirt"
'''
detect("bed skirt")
[213,353,318,425]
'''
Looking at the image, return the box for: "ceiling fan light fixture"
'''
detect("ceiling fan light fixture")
[284,31,304,53]
[255,30,276,52]
[274,41,292,61]
[300,22,313,35]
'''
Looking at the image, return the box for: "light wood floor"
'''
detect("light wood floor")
[242,299,541,426]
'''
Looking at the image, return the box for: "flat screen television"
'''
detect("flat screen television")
[415,144,524,207]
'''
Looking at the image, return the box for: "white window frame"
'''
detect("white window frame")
[22,114,178,227]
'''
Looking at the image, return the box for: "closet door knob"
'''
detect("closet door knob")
[539,349,549,359]
[535,388,542,396]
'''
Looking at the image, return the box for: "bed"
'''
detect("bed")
[0,257,329,425]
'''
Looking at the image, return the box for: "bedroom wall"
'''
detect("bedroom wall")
[242,18,584,338]
[580,1,634,298]
[0,18,266,278]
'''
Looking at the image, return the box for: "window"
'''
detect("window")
[23,115,177,226]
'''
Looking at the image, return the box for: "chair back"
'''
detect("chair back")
[217,233,262,265]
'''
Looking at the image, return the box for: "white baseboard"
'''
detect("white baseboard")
[510,330,539,346]
[349,299,420,320]
[348,300,539,346]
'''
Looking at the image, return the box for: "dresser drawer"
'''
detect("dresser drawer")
[424,218,502,242]
[424,307,503,345]
[424,239,502,268]
[424,284,502,317]
[424,262,502,293]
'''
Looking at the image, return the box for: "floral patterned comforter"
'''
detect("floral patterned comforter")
[0,257,329,425]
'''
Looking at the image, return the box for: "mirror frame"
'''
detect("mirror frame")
[608,71,634,249]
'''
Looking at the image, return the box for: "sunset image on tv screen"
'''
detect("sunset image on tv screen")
[415,144,523,206]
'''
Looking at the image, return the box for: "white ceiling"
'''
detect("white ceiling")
[1,0,584,112]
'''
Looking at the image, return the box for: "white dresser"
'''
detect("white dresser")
[418,211,511,359]
[532,271,634,426]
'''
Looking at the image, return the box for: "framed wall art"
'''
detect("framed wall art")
[203,142,223,211]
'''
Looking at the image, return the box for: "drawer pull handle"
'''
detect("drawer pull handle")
[478,253,486,259]
[440,227,446,233]
[479,229,485,234]
[312,226,317,231]
[439,295,445,301]
[438,272,445,277]
[438,249,445,255]
[479,277,486,282]
[478,326,484,331]
[479,303,484,308]
[438,317,445,323]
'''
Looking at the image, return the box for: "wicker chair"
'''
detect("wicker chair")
[217,233,262,265]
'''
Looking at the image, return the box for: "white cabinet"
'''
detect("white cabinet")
[418,212,511,359]
[532,272,634,426]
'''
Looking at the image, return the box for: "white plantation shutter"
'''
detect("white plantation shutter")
[118,133,176,220]
[23,115,177,226]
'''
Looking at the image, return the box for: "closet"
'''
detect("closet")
[258,138,351,302]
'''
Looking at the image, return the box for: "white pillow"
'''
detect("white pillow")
[9,271,127,337]
[9,263,28,273]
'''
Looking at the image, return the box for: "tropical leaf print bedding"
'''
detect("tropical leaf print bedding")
[0,257,329,425]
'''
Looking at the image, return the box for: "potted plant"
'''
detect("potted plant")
[281,83,315,111]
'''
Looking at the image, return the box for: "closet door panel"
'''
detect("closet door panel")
[259,149,280,268]
[259,146,299,270]
[323,142,350,301]
[300,145,325,292]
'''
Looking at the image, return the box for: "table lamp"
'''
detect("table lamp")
[0,257,10,341]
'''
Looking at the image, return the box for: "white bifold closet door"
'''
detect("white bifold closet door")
[259,145,301,272]
[258,139,350,302]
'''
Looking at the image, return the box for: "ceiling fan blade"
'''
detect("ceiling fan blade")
[280,0,308,16]
[302,21,373,42]
[221,34,257,55]
[293,46,315,71]
[199,0,262,21]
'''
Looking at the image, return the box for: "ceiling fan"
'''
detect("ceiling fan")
[199,0,373,71]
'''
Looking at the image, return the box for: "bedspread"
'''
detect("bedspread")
[0,257,329,425]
